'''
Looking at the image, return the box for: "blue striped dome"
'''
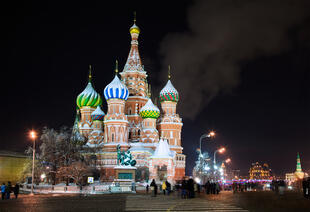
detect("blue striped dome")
[104,75,129,101]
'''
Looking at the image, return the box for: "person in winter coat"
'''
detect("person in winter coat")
[150,179,157,197]
[1,183,6,200]
[162,181,167,195]
[14,184,20,199]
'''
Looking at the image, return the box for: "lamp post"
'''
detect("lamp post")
[198,131,215,184]
[30,130,37,195]
[199,131,215,154]
[213,147,225,167]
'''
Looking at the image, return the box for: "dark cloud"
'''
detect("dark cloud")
[160,0,310,119]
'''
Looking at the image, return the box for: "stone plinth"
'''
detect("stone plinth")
[114,165,137,181]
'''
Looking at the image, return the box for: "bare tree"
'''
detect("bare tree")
[38,127,83,184]
[57,161,91,187]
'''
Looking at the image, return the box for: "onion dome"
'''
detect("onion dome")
[130,23,140,34]
[159,66,179,102]
[139,99,160,119]
[129,12,140,34]
[91,106,105,121]
[104,61,129,101]
[159,80,179,102]
[76,66,102,108]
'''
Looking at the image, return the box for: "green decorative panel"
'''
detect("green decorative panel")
[118,173,133,179]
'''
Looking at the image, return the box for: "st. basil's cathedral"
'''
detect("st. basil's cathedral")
[73,18,186,183]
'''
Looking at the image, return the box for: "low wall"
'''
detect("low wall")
[20,183,135,194]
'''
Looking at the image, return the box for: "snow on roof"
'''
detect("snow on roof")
[151,138,173,158]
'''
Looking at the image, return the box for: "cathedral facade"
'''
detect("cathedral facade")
[74,19,186,183]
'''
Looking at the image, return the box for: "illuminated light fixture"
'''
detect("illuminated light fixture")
[204,166,210,171]
[40,173,46,179]
[195,177,201,184]
[209,131,215,137]
[219,148,225,153]
[30,130,36,140]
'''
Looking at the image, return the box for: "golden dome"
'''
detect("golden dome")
[130,23,140,34]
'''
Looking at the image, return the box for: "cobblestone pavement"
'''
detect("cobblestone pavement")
[0,194,127,212]
[125,194,248,211]
[0,193,248,212]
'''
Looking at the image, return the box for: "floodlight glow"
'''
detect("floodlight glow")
[204,166,210,171]
[209,131,215,137]
[40,173,46,179]
[30,130,36,140]
[219,148,225,153]
[195,177,201,184]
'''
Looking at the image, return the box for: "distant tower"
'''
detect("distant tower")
[120,14,148,142]
[103,61,129,152]
[158,66,183,154]
[295,152,305,179]
[221,162,227,181]
[76,66,102,137]
[87,106,105,146]
[296,152,302,172]
[139,98,160,145]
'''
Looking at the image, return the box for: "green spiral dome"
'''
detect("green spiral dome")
[76,82,102,108]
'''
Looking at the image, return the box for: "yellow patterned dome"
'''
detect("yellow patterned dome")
[139,99,160,119]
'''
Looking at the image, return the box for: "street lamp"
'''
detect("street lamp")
[29,130,37,195]
[214,147,225,165]
[199,131,215,154]
[225,158,231,164]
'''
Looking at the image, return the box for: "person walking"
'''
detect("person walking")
[215,182,220,194]
[1,183,6,200]
[13,184,19,199]
[6,182,11,199]
[146,184,149,194]
[181,179,187,199]
[162,181,167,195]
[166,181,171,195]
[150,179,157,197]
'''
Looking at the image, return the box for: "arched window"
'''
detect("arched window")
[112,134,114,142]
[128,107,132,115]
[138,130,141,136]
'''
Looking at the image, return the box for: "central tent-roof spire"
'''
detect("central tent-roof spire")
[122,12,144,73]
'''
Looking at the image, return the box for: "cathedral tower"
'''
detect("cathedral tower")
[139,98,160,145]
[158,67,183,154]
[120,16,148,142]
[103,61,129,152]
[158,67,185,181]
[76,66,102,137]
[87,106,105,146]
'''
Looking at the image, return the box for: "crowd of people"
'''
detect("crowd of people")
[148,178,201,198]
[1,182,19,200]
[204,181,220,194]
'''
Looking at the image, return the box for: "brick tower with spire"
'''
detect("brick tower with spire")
[120,14,149,142]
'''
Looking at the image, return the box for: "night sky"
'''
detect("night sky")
[2,0,310,176]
